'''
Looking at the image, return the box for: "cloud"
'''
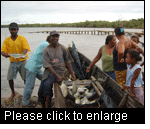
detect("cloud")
[1,1,144,25]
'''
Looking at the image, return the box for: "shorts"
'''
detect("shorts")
[103,70,116,81]
[7,60,27,81]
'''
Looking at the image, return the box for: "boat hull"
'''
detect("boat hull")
[54,44,144,108]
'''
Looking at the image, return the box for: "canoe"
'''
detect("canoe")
[54,42,144,108]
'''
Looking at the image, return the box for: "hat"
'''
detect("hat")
[50,30,60,36]
[9,22,19,30]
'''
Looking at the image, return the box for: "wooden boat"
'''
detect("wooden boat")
[54,42,144,108]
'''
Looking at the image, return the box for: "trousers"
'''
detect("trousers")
[22,69,43,105]
[38,74,56,103]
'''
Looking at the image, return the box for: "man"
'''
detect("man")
[22,36,50,107]
[38,30,76,108]
[1,22,31,100]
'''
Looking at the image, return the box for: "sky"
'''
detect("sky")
[1,1,144,25]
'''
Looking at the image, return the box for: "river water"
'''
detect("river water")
[1,27,144,97]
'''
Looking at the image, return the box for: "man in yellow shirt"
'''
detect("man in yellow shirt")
[1,22,31,100]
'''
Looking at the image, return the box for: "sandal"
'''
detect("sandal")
[22,102,36,108]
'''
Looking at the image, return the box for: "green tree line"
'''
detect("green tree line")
[1,18,144,28]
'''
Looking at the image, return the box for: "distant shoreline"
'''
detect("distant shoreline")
[1,18,144,29]
[1,26,144,29]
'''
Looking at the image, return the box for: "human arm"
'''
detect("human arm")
[22,36,31,53]
[22,49,28,55]
[117,41,125,63]
[47,66,63,84]
[43,47,63,84]
[1,39,10,58]
[19,49,29,59]
[86,47,102,73]
[62,45,76,80]
[131,40,138,49]
[66,62,76,80]
[1,51,10,58]
[19,36,31,59]
[130,68,141,97]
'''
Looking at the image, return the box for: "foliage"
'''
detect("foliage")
[1,18,144,29]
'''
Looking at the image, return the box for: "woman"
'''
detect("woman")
[86,35,117,80]
[131,35,144,67]
[113,27,144,87]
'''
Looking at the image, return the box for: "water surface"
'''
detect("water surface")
[1,27,144,97]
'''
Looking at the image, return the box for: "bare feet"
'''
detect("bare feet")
[9,92,17,101]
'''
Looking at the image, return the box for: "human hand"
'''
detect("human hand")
[140,63,144,67]
[56,75,63,85]
[71,73,76,81]
[119,58,124,63]
[86,66,91,73]
[121,86,126,91]
[130,92,136,97]
[4,53,10,58]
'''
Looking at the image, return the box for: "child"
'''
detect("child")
[124,49,144,103]
[131,35,144,67]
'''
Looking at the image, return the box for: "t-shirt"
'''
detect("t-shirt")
[42,43,73,81]
[25,40,49,73]
[1,35,31,62]
[125,64,144,87]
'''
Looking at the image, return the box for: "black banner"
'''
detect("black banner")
[1,108,145,124]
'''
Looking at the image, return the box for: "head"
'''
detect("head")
[49,30,60,47]
[46,35,51,44]
[131,35,139,44]
[9,22,19,37]
[126,49,142,65]
[105,35,117,47]
[114,27,125,39]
